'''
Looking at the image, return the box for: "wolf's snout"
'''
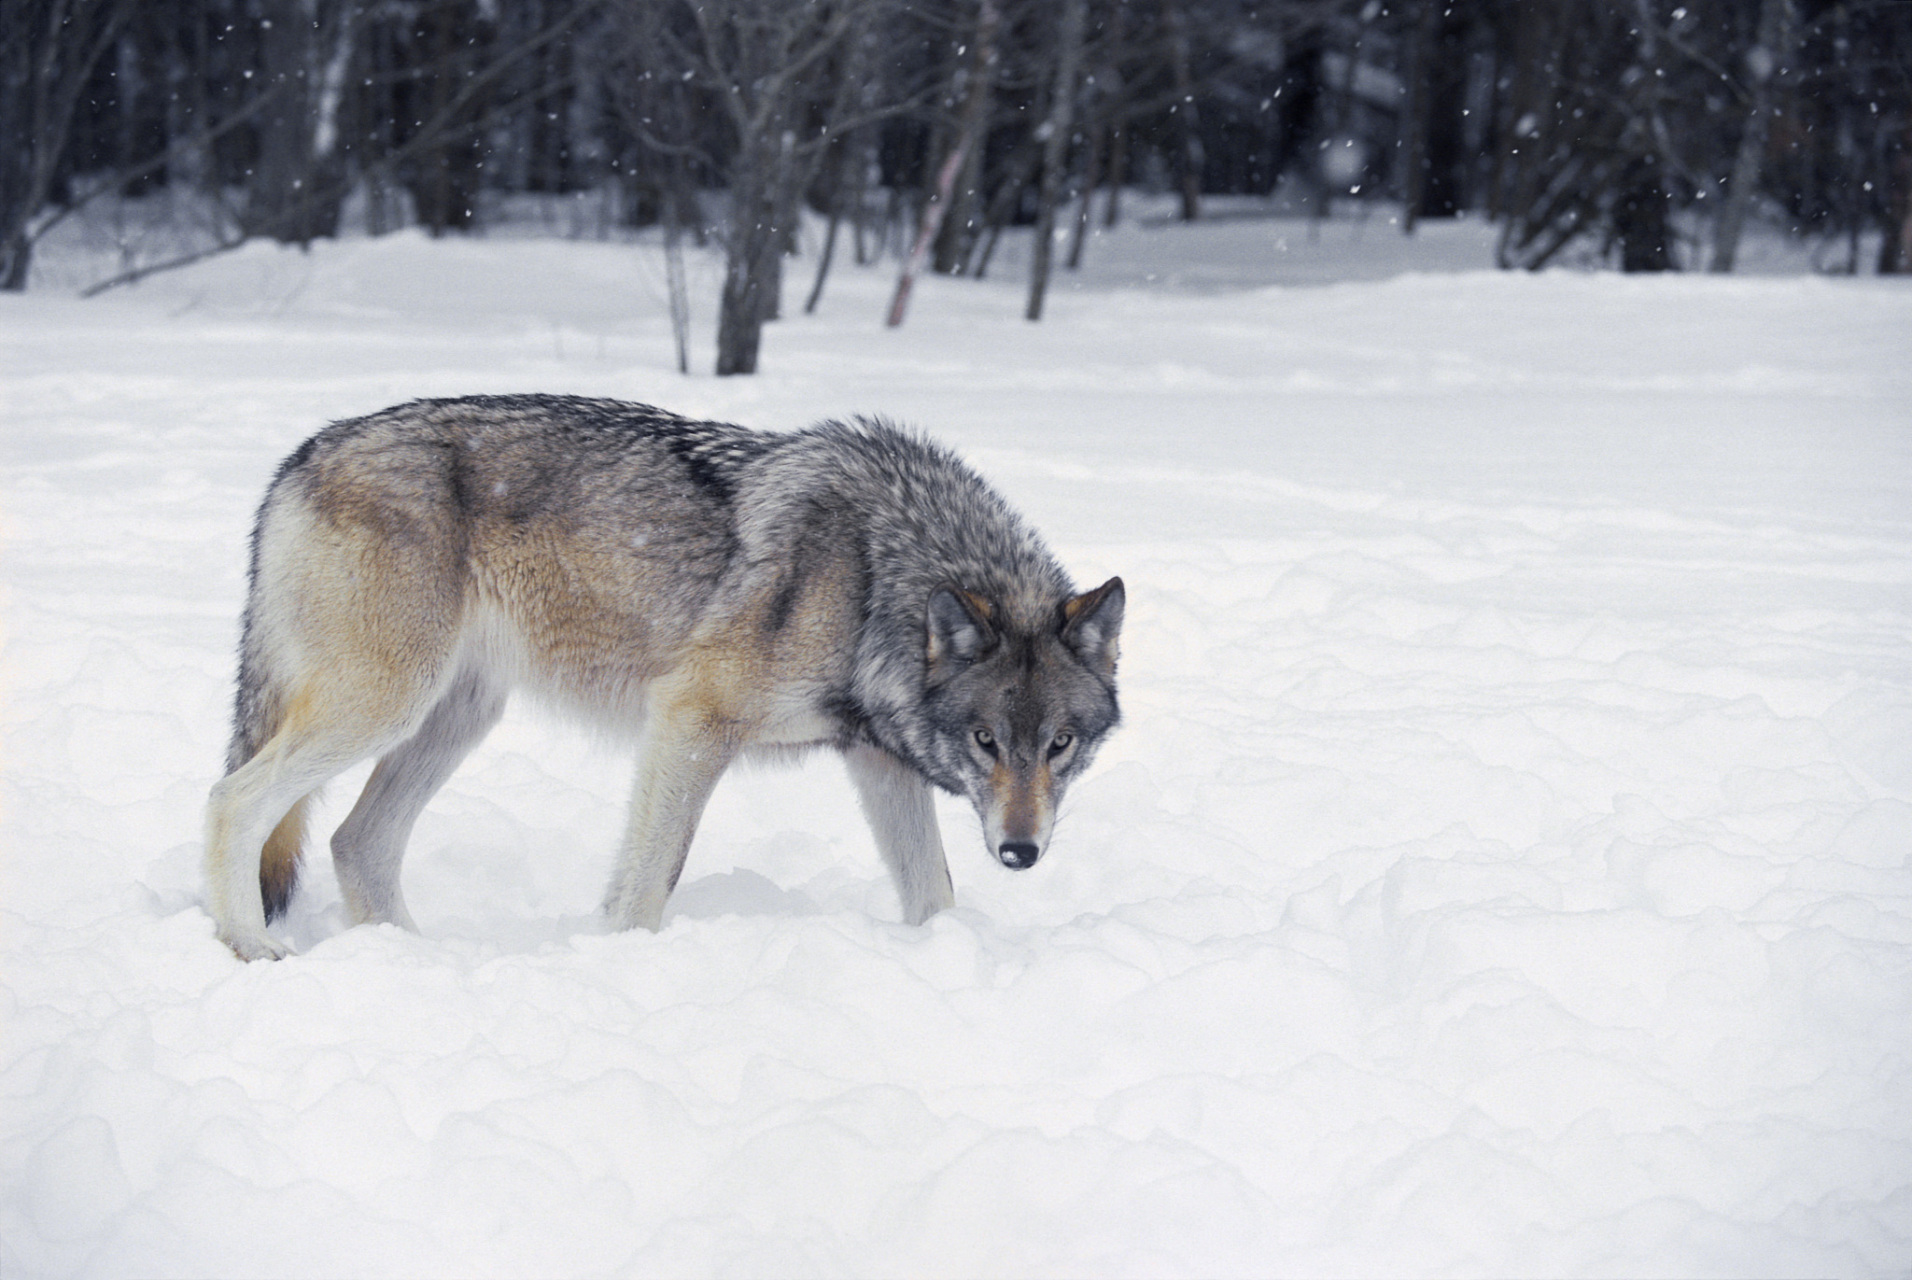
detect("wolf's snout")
[998,841,1041,869]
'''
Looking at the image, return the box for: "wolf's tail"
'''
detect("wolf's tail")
[224,589,312,924]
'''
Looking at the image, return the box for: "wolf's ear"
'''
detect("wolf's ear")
[1059,576,1124,676]
[926,586,997,677]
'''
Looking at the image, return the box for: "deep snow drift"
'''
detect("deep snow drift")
[3,207,1910,1278]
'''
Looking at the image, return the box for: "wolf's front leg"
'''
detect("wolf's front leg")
[603,705,740,931]
[845,743,955,925]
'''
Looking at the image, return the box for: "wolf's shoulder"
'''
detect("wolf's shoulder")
[766,417,1067,604]
[780,416,992,496]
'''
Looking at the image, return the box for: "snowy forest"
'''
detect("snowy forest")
[4,0,1911,371]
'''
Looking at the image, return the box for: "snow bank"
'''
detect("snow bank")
[4,214,1910,1277]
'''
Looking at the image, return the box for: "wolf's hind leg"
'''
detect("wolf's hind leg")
[845,743,955,925]
[332,667,507,932]
[207,756,341,960]
[206,685,427,960]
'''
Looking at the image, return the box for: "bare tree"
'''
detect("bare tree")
[77,1,597,295]
[1160,0,1202,222]
[805,14,888,315]
[240,0,359,245]
[1709,0,1793,271]
[887,132,972,325]
[1025,0,1086,320]
[0,0,132,289]
[888,0,999,326]
[388,0,501,236]
[616,0,899,374]
[1888,139,1912,273]
[1496,0,1683,272]
[929,0,1002,276]
[17,0,1909,303]
[1401,0,1472,231]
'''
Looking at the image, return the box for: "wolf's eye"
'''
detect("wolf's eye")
[973,728,997,754]
[1049,732,1075,756]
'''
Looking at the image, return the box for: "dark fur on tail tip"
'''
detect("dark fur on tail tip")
[262,878,294,922]
[259,796,309,922]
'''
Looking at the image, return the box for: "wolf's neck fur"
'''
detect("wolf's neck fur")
[728,417,1072,772]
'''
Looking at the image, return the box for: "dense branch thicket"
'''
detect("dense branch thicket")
[5,0,1909,363]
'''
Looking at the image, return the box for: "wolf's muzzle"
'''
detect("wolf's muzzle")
[998,841,1041,869]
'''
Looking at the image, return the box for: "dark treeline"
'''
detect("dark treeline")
[4,0,1909,372]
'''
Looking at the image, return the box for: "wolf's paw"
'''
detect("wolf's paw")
[221,928,294,961]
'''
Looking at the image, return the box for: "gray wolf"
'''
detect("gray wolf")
[203,395,1124,960]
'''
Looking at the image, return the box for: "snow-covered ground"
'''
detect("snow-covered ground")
[4,205,1911,1277]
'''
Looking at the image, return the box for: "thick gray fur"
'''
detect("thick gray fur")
[204,395,1123,959]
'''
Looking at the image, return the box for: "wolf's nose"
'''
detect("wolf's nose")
[998,841,1040,869]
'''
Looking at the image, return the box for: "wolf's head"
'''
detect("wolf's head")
[919,576,1124,869]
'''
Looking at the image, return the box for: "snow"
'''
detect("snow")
[4,204,1911,1277]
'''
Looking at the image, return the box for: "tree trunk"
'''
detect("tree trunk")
[1026,0,1086,320]
[1162,0,1202,222]
[887,138,972,326]
[1419,6,1469,221]
[972,136,1043,279]
[932,0,1000,275]
[717,119,807,376]
[243,0,353,246]
[1711,0,1792,272]
[1882,124,1912,274]
[0,219,30,293]
[0,0,130,290]
[1401,0,1435,229]
[1615,153,1673,272]
[1619,0,1674,271]
[1065,121,1103,270]
[716,149,784,375]
[406,0,492,236]
[1493,0,1560,236]
[806,140,850,315]
[1099,0,1130,230]
[664,158,692,372]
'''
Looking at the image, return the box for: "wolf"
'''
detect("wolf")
[202,395,1124,960]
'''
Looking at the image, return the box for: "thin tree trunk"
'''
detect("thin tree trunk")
[1616,154,1673,271]
[1026,0,1086,320]
[1066,121,1103,270]
[1496,3,1558,231]
[806,203,842,316]
[806,138,856,314]
[245,0,354,245]
[932,0,1000,274]
[1103,116,1127,227]
[852,129,874,265]
[1619,0,1675,271]
[715,225,775,374]
[664,160,692,373]
[1882,124,1912,274]
[716,136,785,375]
[1711,0,1792,272]
[760,134,801,324]
[1420,7,1468,221]
[1100,0,1130,229]
[1401,0,1436,232]
[1162,0,1201,222]
[1,0,131,290]
[973,136,1044,278]
[887,137,972,326]
[1317,8,1370,227]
